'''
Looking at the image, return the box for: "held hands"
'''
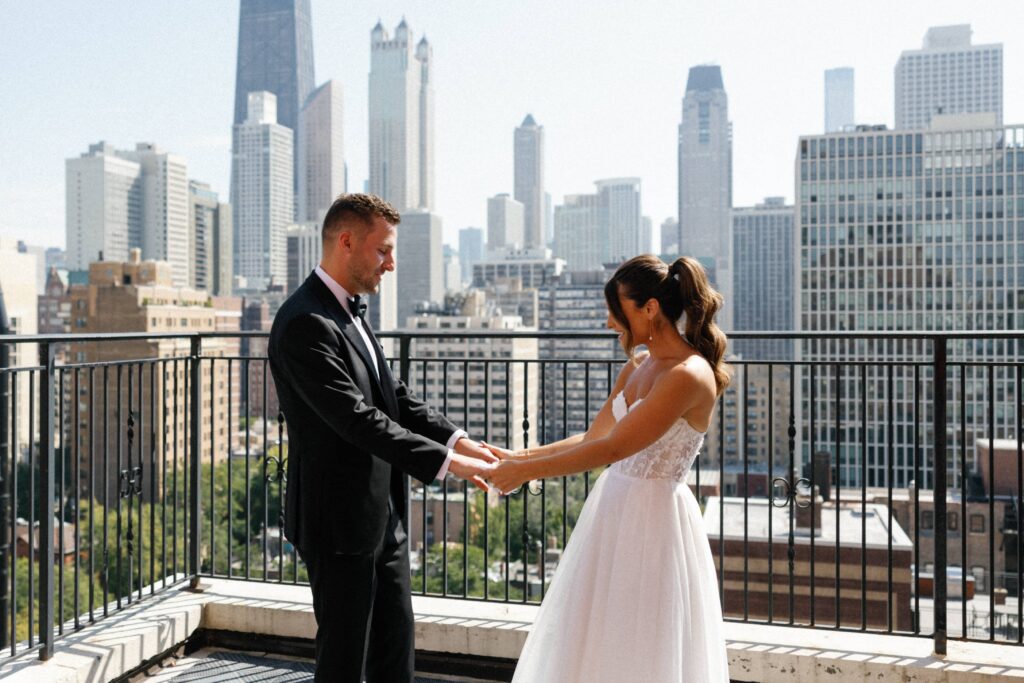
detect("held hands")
[448,437,500,492]
[454,437,500,464]
[449,437,533,495]
[479,440,527,461]
[447,451,496,492]
[487,458,531,496]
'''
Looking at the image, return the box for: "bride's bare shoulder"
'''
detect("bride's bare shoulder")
[669,354,716,393]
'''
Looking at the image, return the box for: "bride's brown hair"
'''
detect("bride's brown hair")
[603,255,731,395]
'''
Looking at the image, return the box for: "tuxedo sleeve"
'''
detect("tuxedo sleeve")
[392,376,462,446]
[278,313,447,484]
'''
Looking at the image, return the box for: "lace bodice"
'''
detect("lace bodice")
[610,391,705,481]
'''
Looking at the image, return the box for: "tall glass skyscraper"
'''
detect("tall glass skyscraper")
[824,67,854,133]
[233,0,315,196]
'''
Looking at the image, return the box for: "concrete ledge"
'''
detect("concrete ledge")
[2,578,1024,681]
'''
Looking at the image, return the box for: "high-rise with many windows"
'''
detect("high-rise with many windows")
[598,178,642,263]
[233,0,314,199]
[189,180,232,295]
[797,120,1024,487]
[731,197,794,360]
[678,65,732,327]
[66,142,190,286]
[231,92,294,290]
[895,25,1002,130]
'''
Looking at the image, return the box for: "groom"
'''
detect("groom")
[268,193,496,682]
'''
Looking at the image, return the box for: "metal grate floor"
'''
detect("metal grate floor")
[155,650,463,682]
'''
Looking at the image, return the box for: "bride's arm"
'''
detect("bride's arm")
[486,357,642,460]
[488,364,704,492]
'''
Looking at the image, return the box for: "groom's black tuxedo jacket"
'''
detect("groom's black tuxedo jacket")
[268,272,455,557]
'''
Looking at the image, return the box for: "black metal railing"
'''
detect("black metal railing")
[1,330,1023,661]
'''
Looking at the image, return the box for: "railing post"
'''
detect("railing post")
[0,290,10,648]
[399,334,412,530]
[38,342,55,660]
[932,336,948,655]
[399,334,412,385]
[188,336,202,589]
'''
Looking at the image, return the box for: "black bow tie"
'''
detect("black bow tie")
[349,295,367,320]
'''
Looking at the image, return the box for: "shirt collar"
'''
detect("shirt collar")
[314,265,356,318]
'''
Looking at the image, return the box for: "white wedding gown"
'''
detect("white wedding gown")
[511,391,730,682]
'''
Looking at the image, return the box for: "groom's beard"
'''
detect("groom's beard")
[351,267,385,295]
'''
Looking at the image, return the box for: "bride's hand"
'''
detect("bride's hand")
[489,459,531,495]
[480,441,524,461]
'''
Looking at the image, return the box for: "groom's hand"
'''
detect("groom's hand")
[448,452,496,492]
[454,437,499,464]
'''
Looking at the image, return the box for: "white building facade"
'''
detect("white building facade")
[487,194,525,251]
[298,80,345,222]
[369,20,434,212]
[231,91,295,291]
[895,25,1002,130]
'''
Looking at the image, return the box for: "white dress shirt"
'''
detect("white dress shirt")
[314,266,461,480]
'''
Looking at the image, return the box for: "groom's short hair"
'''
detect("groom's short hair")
[322,193,401,248]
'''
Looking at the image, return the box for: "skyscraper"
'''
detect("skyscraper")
[678,65,732,327]
[65,142,142,271]
[797,121,1024,487]
[396,211,443,326]
[65,142,190,286]
[231,91,294,290]
[119,143,190,286]
[554,193,603,272]
[233,0,314,197]
[553,178,642,270]
[458,227,484,284]
[189,180,233,295]
[731,197,793,360]
[417,35,435,211]
[298,80,344,222]
[487,193,525,251]
[286,221,320,293]
[894,25,1003,130]
[369,19,434,212]
[514,114,545,248]
[824,67,854,133]
[597,178,642,262]
[660,217,679,255]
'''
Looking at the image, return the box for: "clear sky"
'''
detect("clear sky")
[1,0,1022,250]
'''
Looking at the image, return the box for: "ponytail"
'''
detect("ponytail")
[669,257,731,395]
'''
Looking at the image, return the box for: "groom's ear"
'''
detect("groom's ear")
[337,229,354,253]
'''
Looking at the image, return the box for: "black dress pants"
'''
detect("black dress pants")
[303,501,414,682]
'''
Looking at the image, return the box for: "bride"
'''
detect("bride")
[485,254,731,682]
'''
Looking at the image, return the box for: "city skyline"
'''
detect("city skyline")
[2,1,1023,251]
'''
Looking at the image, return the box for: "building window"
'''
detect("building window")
[921,510,934,530]
[970,514,986,534]
[947,512,959,532]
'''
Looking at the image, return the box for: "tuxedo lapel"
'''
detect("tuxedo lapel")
[305,274,382,394]
[362,322,400,418]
